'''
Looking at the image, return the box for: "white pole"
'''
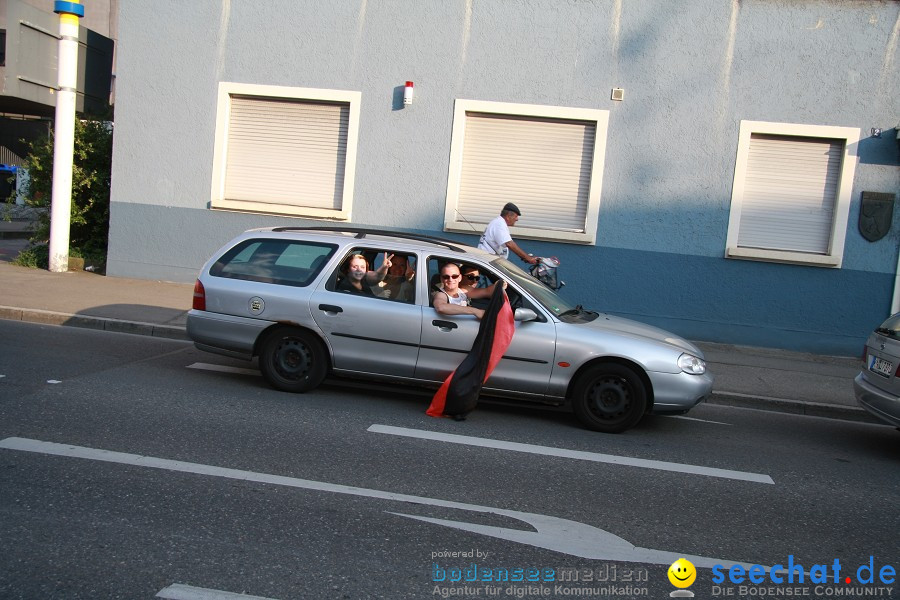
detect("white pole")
[48,1,84,272]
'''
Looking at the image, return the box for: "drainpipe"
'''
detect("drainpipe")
[48,1,84,273]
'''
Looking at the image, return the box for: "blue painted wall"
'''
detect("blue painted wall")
[108,0,900,356]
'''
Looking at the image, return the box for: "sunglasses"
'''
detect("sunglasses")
[441,273,460,280]
[464,274,479,281]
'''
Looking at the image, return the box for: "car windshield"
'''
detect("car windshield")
[489,257,580,317]
[876,314,900,340]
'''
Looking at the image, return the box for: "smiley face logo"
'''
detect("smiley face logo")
[668,558,697,588]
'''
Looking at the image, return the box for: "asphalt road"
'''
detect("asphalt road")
[1,320,898,599]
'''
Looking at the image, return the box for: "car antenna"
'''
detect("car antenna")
[455,209,479,232]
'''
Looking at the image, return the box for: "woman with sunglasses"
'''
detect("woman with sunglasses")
[433,262,501,319]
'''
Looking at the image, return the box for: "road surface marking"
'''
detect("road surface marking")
[187,363,260,377]
[367,424,773,484]
[662,414,732,425]
[156,583,274,600]
[157,583,280,600]
[0,436,770,568]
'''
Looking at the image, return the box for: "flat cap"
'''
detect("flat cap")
[502,202,521,216]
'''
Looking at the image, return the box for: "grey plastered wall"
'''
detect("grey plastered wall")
[107,0,900,354]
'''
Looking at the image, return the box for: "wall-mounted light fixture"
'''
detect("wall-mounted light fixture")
[611,88,624,101]
[404,81,414,105]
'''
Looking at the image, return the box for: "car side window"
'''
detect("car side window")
[426,256,543,318]
[427,257,498,307]
[328,248,417,304]
[209,239,335,287]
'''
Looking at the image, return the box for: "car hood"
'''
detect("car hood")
[580,312,704,356]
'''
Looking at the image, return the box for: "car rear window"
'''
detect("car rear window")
[875,314,900,340]
[209,239,336,287]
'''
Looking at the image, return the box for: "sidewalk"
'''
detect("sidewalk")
[0,253,875,425]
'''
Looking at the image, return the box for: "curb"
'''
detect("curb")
[0,305,188,341]
[1,305,881,426]
[706,391,880,425]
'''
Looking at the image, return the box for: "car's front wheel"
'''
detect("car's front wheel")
[571,363,648,433]
[259,327,328,393]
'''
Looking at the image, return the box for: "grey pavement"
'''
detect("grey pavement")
[0,239,877,425]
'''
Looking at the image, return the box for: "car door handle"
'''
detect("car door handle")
[319,304,343,314]
[432,319,458,330]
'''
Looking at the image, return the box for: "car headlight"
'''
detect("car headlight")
[678,353,707,375]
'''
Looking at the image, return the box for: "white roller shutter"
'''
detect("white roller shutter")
[457,113,595,232]
[224,96,349,210]
[737,134,843,254]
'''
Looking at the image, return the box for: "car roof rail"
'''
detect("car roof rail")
[270,226,469,253]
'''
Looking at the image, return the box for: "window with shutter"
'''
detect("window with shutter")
[444,100,609,245]
[725,121,859,268]
[211,83,361,220]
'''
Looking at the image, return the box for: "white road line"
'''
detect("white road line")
[157,583,281,600]
[187,363,260,377]
[662,414,732,425]
[0,436,766,567]
[367,424,774,485]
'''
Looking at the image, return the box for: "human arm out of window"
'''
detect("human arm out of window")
[433,291,485,319]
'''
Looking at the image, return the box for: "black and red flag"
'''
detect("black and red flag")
[426,283,515,420]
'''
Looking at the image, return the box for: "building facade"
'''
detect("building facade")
[107,0,900,355]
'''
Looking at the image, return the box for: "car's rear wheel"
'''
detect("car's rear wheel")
[259,327,328,393]
[571,363,648,433]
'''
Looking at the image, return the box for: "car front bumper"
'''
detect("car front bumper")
[647,370,714,413]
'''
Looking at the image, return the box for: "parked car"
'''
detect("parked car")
[854,313,900,427]
[186,227,713,433]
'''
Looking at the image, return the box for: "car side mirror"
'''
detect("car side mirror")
[514,308,538,322]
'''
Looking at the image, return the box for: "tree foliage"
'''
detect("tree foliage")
[16,118,113,262]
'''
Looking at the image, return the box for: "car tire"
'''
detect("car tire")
[259,327,328,393]
[571,363,648,433]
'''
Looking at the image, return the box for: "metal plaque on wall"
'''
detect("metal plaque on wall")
[859,192,895,242]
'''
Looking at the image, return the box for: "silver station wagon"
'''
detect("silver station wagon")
[187,227,713,433]
[854,312,900,427]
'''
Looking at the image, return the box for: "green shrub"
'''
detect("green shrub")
[10,117,113,264]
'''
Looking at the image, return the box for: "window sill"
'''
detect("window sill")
[725,246,841,268]
[444,221,595,245]
[212,200,350,221]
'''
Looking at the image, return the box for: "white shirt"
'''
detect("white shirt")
[478,216,512,259]
[436,288,468,306]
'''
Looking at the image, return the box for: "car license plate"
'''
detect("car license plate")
[869,355,894,377]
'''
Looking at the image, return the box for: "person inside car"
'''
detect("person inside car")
[337,253,393,296]
[460,264,485,294]
[433,262,502,319]
[374,253,415,302]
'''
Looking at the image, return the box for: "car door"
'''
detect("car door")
[310,248,422,377]
[415,256,556,397]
